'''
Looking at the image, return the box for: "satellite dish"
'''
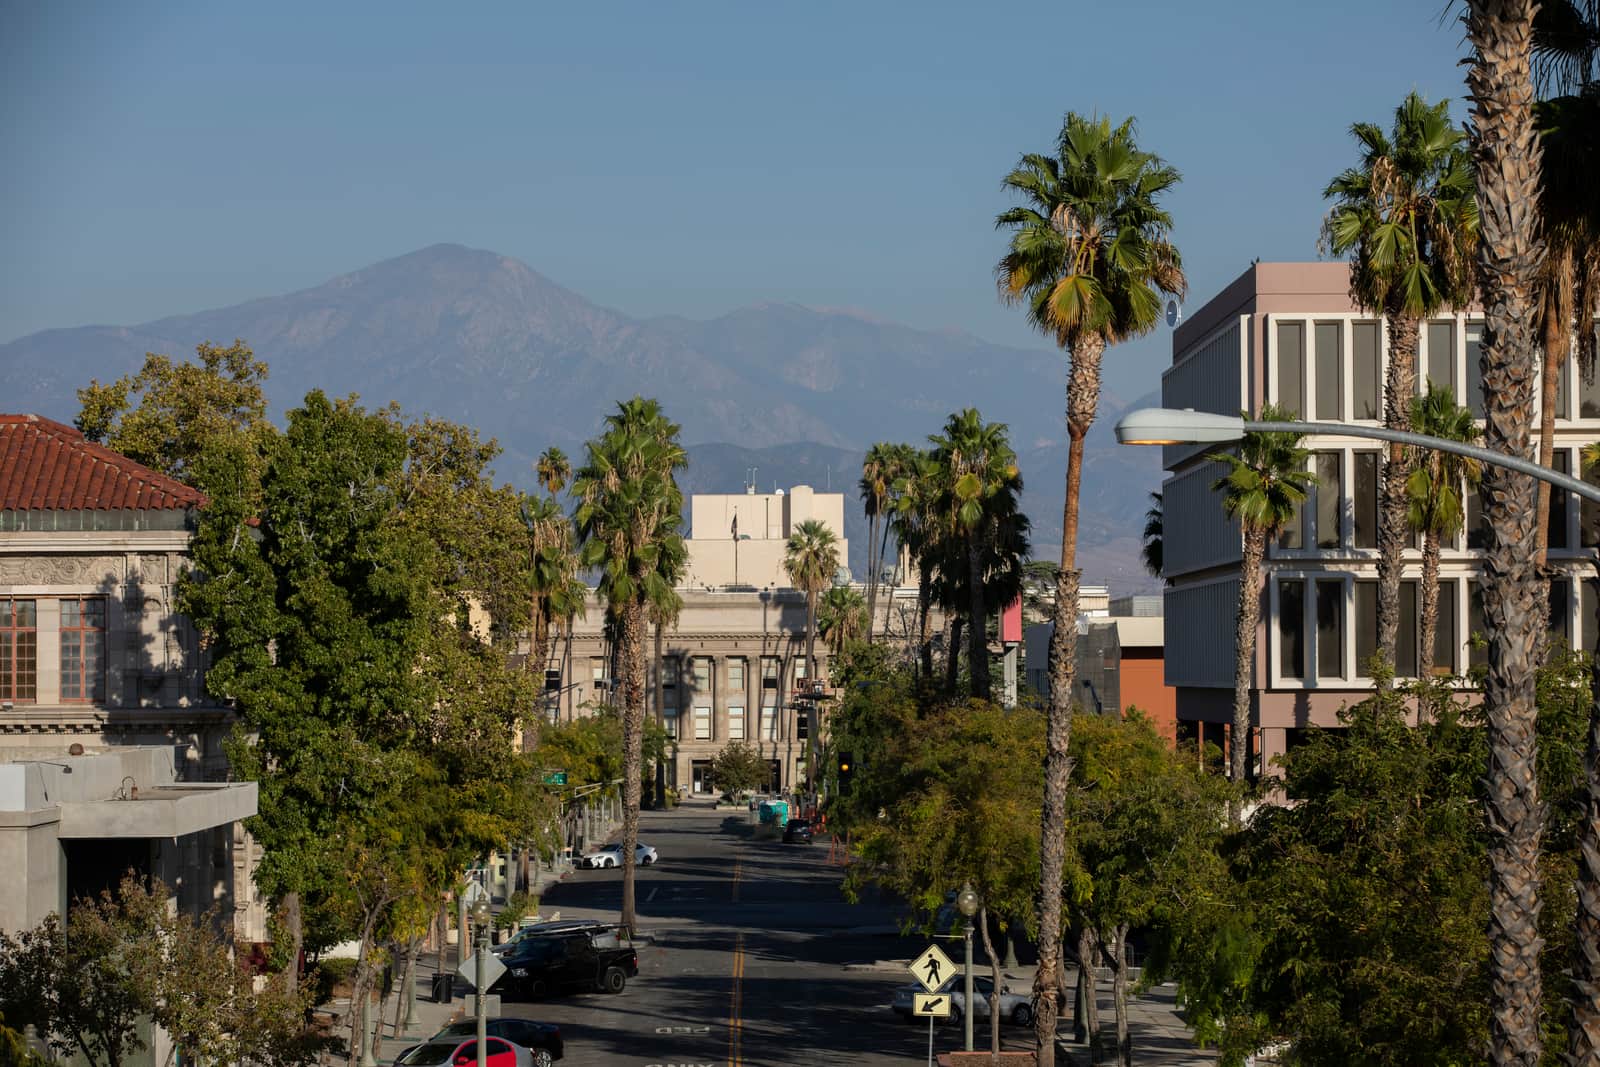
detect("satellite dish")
[1165,299,1182,328]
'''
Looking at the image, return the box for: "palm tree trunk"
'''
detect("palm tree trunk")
[619,598,646,934]
[1466,2,1549,1060]
[654,618,667,808]
[878,519,894,634]
[1038,331,1104,1065]
[968,538,990,700]
[1571,559,1600,1063]
[1109,925,1130,1067]
[917,574,933,679]
[1376,312,1420,687]
[1419,531,1441,680]
[1229,527,1266,822]
[1076,924,1100,1054]
[946,616,964,695]
[1535,297,1566,568]
[805,589,818,800]
[868,515,880,632]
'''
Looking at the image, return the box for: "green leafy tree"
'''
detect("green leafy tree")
[1321,91,1478,682]
[75,340,273,491]
[710,740,772,797]
[572,397,688,931]
[995,114,1185,1056]
[1209,406,1312,808]
[1405,386,1481,677]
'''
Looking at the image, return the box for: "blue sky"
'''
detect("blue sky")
[1,0,1471,398]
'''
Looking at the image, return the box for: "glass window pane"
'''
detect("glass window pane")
[1279,579,1306,679]
[1356,580,1378,673]
[1556,351,1571,422]
[1434,581,1458,675]
[1584,579,1599,653]
[1550,451,1571,551]
[1277,321,1305,417]
[1353,321,1381,419]
[61,599,80,627]
[1582,329,1600,417]
[693,658,710,689]
[1315,322,1342,420]
[1585,460,1600,548]
[728,707,745,740]
[694,707,711,740]
[1465,321,1486,417]
[1354,453,1379,548]
[1549,579,1573,646]
[729,660,744,688]
[1397,581,1419,679]
[1469,580,1487,670]
[1316,452,1341,548]
[14,601,34,627]
[1468,484,1491,549]
[1427,321,1457,397]
[1316,580,1345,679]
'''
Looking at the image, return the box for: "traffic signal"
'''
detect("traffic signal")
[837,750,855,796]
[796,709,809,740]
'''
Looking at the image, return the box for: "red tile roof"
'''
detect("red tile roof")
[0,415,205,511]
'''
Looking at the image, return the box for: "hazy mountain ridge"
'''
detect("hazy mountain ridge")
[0,244,1163,591]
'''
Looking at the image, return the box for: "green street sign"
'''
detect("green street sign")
[542,771,568,786]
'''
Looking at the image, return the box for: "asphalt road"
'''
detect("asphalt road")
[497,803,1034,1067]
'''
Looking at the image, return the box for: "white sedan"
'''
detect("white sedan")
[580,842,658,868]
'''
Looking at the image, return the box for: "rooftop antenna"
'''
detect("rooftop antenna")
[746,466,758,494]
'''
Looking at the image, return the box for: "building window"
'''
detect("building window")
[794,658,808,684]
[692,657,711,691]
[1397,581,1419,679]
[1550,450,1571,551]
[1354,452,1379,549]
[1279,579,1306,679]
[728,705,745,740]
[662,657,680,687]
[1582,327,1600,418]
[591,658,608,686]
[694,706,712,741]
[60,597,106,703]
[1355,580,1378,674]
[1276,320,1305,417]
[1549,578,1573,647]
[1353,320,1381,419]
[0,599,37,703]
[1314,322,1342,420]
[1465,321,1485,417]
[1468,483,1492,550]
[1582,579,1600,652]
[728,659,745,690]
[759,701,777,741]
[664,706,679,739]
[1426,320,1457,397]
[1434,581,1459,676]
[1315,580,1344,680]
[1469,580,1487,670]
[1279,458,1308,550]
[1315,452,1341,549]
[761,657,779,690]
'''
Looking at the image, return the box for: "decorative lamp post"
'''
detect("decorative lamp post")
[472,898,492,1067]
[957,882,981,1053]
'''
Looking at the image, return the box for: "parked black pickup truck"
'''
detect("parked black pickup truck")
[494,925,639,999]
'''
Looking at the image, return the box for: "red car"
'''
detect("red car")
[393,1036,533,1066]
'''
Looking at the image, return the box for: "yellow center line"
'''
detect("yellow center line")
[727,932,745,1067]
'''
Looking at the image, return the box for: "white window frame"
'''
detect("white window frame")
[727,705,745,740]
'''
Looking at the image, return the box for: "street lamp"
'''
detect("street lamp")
[472,898,492,1067]
[957,882,981,1053]
[1114,407,1600,504]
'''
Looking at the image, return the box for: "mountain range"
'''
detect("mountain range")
[0,244,1163,588]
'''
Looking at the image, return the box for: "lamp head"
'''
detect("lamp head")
[957,882,980,918]
[471,899,491,926]
[1114,407,1246,446]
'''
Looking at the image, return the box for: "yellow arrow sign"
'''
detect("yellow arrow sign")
[913,993,952,1017]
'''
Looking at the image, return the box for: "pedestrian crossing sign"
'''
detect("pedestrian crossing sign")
[909,943,956,994]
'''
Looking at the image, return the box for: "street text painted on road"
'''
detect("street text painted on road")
[909,944,956,994]
[913,993,952,1017]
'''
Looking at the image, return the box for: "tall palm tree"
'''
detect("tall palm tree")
[1465,2,1550,1060]
[995,112,1184,1058]
[1405,386,1482,678]
[572,397,687,933]
[519,493,586,752]
[817,585,867,658]
[784,518,840,798]
[892,450,943,678]
[1322,91,1478,685]
[536,446,571,497]
[648,548,685,809]
[1209,405,1312,813]
[859,442,896,644]
[929,408,1023,701]
[1141,492,1164,581]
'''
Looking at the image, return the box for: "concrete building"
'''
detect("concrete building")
[1159,262,1600,770]
[0,414,264,937]
[682,484,849,589]
[1024,599,1178,746]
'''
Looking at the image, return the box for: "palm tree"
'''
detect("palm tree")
[572,397,687,933]
[1209,405,1312,814]
[1405,386,1482,678]
[929,409,1023,701]
[784,518,840,799]
[1465,2,1551,1059]
[536,446,571,496]
[891,450,943,678]
[859,442,896,644]
[648,548,685,809]
[817,585,867,658]
[1141,492,1164,581]
[1322,91,1478,685]
[519,493,586,752]
[994,112,1184,1058]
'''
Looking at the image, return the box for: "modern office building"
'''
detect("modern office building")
[681,483,849,589]
[1159,263,1599,771]
[0,414,264,937]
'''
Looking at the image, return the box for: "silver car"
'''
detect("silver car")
[890,975,1035,1027]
